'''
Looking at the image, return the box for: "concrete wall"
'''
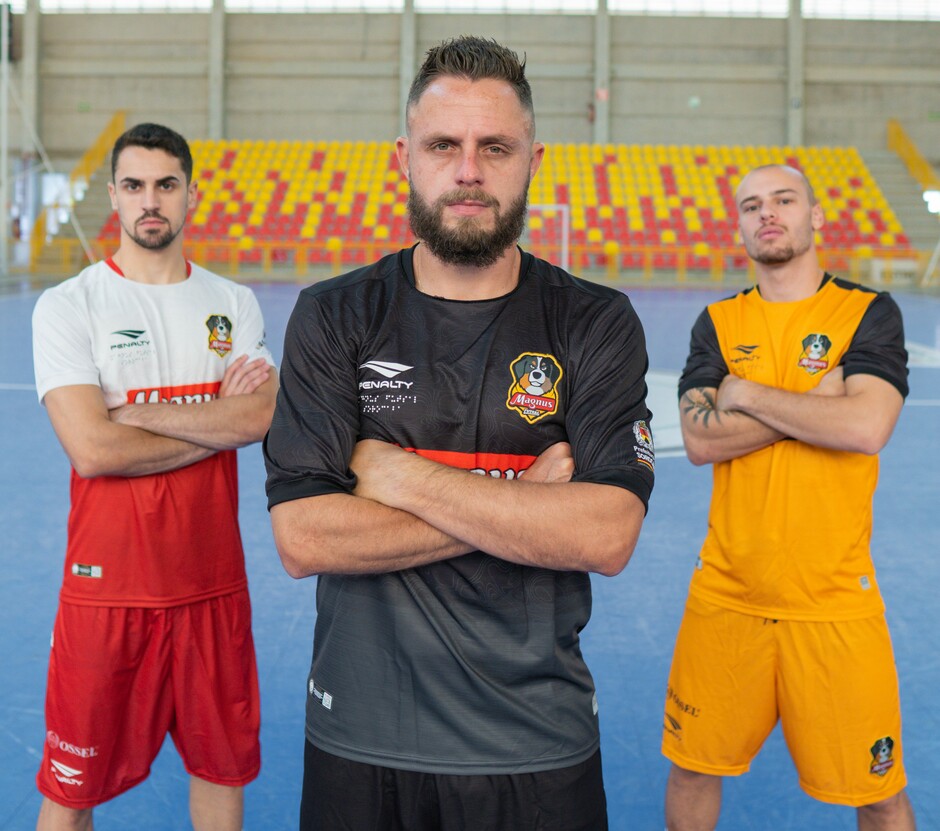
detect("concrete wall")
[806,20,940,151]
[14,10,940,164]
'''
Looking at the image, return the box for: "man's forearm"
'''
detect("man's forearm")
[112,370,277,450]
[352,441,643,576]
[719,373,903,455]
[44,384,217,478]
[99,429,217,477]
[679,386,784,465]
[272,493,474,578]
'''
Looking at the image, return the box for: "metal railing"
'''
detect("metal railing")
[887,119,940,191]
[29,110,128,272]
[30,237,927,289]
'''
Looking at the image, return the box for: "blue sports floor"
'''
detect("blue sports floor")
[2,280,939,830]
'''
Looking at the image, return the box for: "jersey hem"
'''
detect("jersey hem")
[308,731,600,776]
[58,578,249,609]
[688,585,886,623]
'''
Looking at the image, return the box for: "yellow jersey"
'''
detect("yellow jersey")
[678,275,908,621]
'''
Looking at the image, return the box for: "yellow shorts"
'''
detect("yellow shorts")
[661,594,908,807]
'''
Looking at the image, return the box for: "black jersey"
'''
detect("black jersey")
[264,246,654,774]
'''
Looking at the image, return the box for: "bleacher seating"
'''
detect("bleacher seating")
[96,140,912,273]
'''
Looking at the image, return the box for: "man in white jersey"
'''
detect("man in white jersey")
[31,123,277,831]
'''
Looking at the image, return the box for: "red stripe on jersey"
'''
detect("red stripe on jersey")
[127,382,221,405]
[106,256,193,278]
[408,448,537,479]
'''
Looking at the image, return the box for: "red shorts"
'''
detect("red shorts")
[37,591,261,809]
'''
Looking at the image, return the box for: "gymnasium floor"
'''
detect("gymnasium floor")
[2,278,938,830]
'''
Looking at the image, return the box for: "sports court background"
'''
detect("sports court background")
[2,279,939,830]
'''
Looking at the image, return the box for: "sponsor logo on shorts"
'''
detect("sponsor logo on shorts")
[666,684,700,718]
[50,758,84,786]
[47,731,99,758]
[869,736,896,777]
[663,712,682,742]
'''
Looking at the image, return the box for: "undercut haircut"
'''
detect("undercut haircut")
[111,122,193,184]
[406,36,534,133]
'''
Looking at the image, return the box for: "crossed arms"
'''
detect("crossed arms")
[679,366,904,466]
[271,440,646,579]
[44,354,277,478]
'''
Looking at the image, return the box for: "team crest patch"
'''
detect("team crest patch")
[797,333,832,375]
[206,314,233,357]
[633,420,655,472]
[506,352,563,424]
[869,736,896,777]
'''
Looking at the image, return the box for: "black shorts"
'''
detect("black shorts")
[300,741,608,831]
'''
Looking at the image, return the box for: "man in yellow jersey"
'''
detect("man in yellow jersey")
[662,164,915,830]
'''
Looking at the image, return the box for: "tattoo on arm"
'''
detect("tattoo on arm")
[681,387,722,428]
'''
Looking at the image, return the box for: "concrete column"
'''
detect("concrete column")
[787,0,805,146]
[208,0,225,139]
[593,0,611,145]
[20,0,40,155]
[399,0,416,138]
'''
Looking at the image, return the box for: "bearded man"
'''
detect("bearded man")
[263,35,656,831]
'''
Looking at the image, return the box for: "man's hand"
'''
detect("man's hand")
[807,366,845,397]
[350,439,407,503]
[715,372,746,411]
[219,354,272,398]
[344,437,640,575]
[521,442,574,484]
[109,354,271,426]
[350,439,576,504]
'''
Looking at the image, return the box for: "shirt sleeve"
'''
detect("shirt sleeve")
[564,293,655,511]
[264,289,360,509]
[32,285,99,403]
[233,284,276,368]
[677,307,727,398]
[841,292,909,398]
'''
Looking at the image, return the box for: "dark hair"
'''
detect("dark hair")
[406,36,534,130]
[110,122,193,184]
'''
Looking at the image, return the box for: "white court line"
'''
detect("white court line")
[907,342,940,367]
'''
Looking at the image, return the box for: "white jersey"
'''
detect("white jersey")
[34,258,272,408]
[32,258,274,607]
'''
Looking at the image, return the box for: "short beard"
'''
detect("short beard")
[124,213,181,251]
[751,245,796,265]
[407,185,528,269]
[747,228,813,266]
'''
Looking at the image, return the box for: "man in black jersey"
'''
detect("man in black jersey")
[265,36,655,830]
